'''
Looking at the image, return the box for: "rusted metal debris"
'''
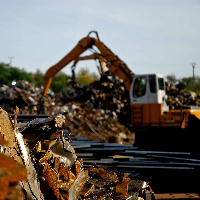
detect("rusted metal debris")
[165,82,200,108]
[62,74,131,124]
[2,76,200,122]
[0,80,54,114]
[2,75,200,147]
[0,75,131,124]
[0,107,155,199]
[0,107,44,199]
[61,102,135,145]
[0,135,27,200]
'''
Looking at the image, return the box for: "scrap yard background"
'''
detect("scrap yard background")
[1,0,200,199]
[1,73,200,199]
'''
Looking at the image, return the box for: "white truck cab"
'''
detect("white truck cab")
[130,74,166,105]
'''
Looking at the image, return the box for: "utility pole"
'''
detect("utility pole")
[191,62,196,85]
[8,57,14,67]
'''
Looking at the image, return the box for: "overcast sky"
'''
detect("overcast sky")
[0,0,200,79]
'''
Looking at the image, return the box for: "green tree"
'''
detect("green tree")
[166,73,177,84]
[175,76,200,94]
[0,63,11,85]
[0,62,34,85]
[32,69,44,87]
[176,77,193,90]
[90,72,99,80]
[10,67,34,83]
[51,72,70,94]
[76,68,97,85]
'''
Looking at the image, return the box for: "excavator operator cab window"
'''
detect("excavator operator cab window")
[149,75,156,93]
[158,77,164,90]
[133,77,147,98]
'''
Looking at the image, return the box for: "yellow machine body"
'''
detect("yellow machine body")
[131,103,200,128]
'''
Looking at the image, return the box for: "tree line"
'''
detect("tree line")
[0,62,99,94]
[166,73,200,94]
[0,62,199,94]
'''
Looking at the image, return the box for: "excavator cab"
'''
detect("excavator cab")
[130,74,170,127]
[129,73,200,130]
[130,74,166,105]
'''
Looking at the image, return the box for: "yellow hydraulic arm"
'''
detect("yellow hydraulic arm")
[72,53,110,76]
[43,31,134,96]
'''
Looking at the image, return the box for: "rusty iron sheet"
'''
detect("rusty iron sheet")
[42,162,60,199]
[0,134,27,199]
[0,107,17,148]
[0,152,27,200]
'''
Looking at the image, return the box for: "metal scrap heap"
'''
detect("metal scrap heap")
[1,76,200,120]
[0,75,131,124]
[61,74,131,125]
[165,82,199,108]
[61,102,135,144]
[0,107,155,200]
[0,80,53,114]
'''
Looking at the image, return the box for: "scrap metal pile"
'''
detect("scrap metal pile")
[165,82,199,108]
[0,107,155,199]
[61,74,131,125]
[1,76,200,145]
[58,102,135,144]
[0,80,54,114]
[1,76,200,118]
[0,74,131,124]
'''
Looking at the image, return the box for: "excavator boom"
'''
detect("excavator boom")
[72,53,108,76]
[43,31,134,96]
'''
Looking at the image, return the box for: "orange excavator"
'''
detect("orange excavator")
[43,31,200,152]
[43,31,133,96]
